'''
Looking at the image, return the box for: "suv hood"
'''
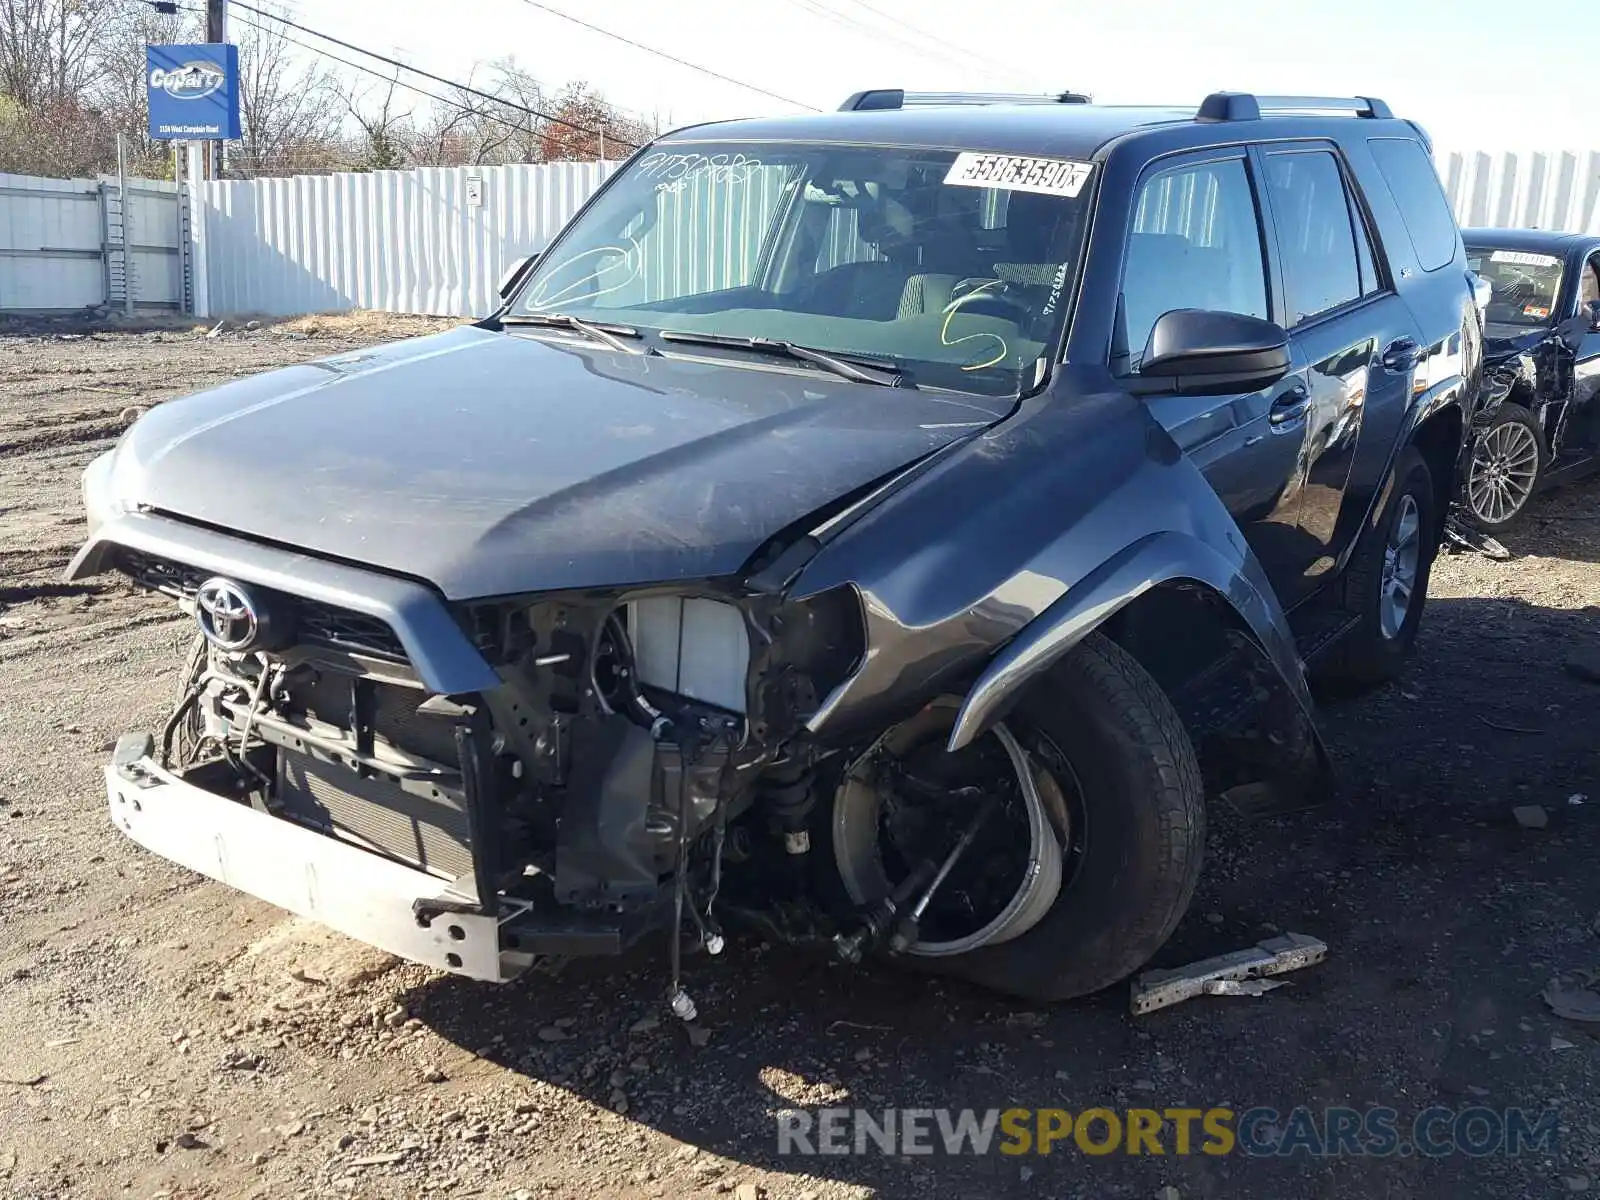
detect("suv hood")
[104,326,1004,599]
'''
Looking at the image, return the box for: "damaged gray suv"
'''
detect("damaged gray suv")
[73,89,1480,1011]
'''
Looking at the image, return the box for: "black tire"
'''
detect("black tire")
[1318,446,1437,687]
[1462,404,1543,533]
[823,634,1205,1003]
[172,633,208,765]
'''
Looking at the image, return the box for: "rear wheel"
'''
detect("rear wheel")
[1318,446,1437,687]
[1463,404,1543,533]
[824,634,1204,1002]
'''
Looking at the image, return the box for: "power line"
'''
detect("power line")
[226,0,640,145]
[778,0,1000,77]
[506,0,821,112]
[225,9,576,148]
[831,0,1039,82]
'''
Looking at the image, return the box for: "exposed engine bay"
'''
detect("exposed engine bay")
[120,548,1075,1020]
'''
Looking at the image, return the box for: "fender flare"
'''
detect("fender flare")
[947,529,1312,752]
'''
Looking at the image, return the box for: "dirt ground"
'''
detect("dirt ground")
[1,316,1597,1200]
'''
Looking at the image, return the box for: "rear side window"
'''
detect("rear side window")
[1119,157,1269,363]
[1262,151,1364,326]
[1368,138,1459,272]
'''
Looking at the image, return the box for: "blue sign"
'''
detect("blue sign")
[147,43,241,140]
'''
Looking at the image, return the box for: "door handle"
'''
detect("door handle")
[1382,337,1422,373]
[1269,382,1310,425]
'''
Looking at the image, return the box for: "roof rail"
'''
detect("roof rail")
[1196,92,1394,122]
[839,89,1092,112]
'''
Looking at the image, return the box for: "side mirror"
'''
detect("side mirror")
[1137,309,1291,395]
[1587,299,1600,331]
[497,252,540,301]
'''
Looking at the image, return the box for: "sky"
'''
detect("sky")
[262,0,1589,152]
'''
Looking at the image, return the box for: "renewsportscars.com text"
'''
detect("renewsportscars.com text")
[776,1105,1559,1159]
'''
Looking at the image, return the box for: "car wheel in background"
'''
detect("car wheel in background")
[1463,404,1543,533]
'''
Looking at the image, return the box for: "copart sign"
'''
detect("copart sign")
[146,43,241,140]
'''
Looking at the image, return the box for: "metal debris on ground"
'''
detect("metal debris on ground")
[1205,979,1288,997]
[1130,933,1327,1015]
[1543,972,1600,1023]
[1443,517,1511,560]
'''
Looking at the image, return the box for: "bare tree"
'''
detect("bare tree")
[0,93,113,175]
[0,0,118,110]
[94,2,197,175]
[345,75,413,171]
[537,81,653,163]
[230,8,342,177]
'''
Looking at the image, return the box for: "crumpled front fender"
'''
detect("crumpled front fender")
[789,387,1320,768]
[948,528,1306,751]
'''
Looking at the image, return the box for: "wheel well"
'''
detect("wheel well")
[1410,403,1464,521]
[1095,582,1321,800]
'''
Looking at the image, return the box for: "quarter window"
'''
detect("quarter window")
[1582,255,1600,309]
[1368,137,1459,273]
[1263,151,1364,327]
[1120,157,1269,365]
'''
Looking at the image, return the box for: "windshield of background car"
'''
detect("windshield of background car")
[511,141,1093,394]
[1466,247,1566,329]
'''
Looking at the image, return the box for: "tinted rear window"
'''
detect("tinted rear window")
[1368,138,1459,272]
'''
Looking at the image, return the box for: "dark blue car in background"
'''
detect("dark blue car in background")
[1461,229,1600,530]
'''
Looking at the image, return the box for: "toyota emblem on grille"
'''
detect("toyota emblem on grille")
[195,577,261,652]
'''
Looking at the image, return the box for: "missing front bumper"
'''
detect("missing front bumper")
[104,748,649,981]
[107,752,509,979]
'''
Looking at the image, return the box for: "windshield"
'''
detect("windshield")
[510,141,1093,394]
[1466,246,1566,329]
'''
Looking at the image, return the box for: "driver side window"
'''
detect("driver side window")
[1118,156,1270,367]
[1582,255,1600,309]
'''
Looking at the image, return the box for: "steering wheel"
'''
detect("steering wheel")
[946,279,1033,327]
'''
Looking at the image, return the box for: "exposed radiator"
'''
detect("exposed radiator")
[276,752,471,881]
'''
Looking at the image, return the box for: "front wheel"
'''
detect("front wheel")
[1463,404,1543,533]
[823,634,1204,1003]
[1318,446,1438,687]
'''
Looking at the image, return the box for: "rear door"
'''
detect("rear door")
[1253,142,1422,607]
[1117,149,1315,602]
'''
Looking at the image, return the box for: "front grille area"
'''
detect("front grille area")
[294,603,406,662]
[276,751,472,880]
[118,549,406,662]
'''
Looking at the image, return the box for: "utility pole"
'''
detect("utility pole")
[206,0,226,180]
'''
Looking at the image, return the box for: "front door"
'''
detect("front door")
[1116,149,1313,604]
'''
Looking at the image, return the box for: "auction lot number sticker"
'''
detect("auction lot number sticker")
[944,152,1095,197]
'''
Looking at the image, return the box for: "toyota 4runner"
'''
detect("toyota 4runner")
[72,89,1480,1012]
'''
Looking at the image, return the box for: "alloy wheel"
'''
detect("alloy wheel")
[1467,420,1540,527]
[1378,493,1421,641]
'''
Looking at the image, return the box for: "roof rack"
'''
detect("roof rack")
[1197,92,1394,122]
[839,89,1092,112]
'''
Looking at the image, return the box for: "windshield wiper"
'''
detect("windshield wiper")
[658,330,902,387]
[503,312,654,356]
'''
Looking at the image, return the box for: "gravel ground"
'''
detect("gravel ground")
[1,317,1597,1200]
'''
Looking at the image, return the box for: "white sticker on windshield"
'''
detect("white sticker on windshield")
[1490,250,1562,267]
[944,152,1094,197]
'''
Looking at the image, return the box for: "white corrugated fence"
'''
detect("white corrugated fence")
[194,161,615,318]
[0,172,181,312]
[1437,149,1600,234]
